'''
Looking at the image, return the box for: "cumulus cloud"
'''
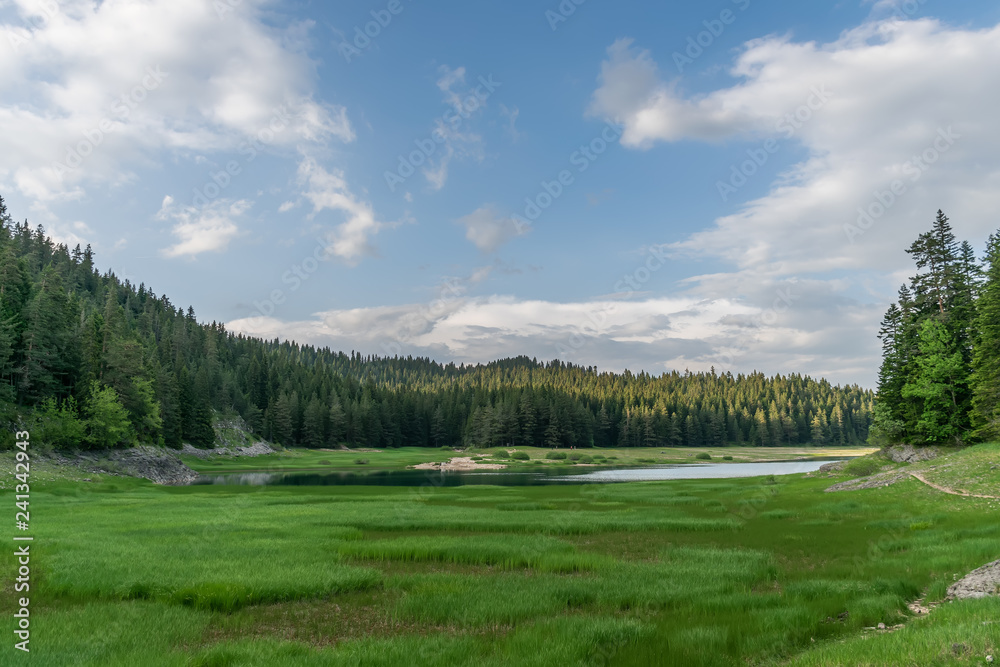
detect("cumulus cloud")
[157,195,249,258]
[587,18,1000,385]
[458,204,527,252]
[0,0,353,203]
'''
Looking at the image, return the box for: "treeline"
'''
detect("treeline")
[873,210,1000,445]
[0,196,873,449]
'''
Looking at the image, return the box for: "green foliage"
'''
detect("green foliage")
[510,451,530,461]
[0,198,873,451]
[354,458,369,465]
[578,455,594,464]
[84,381,133,448]
[722,455,733,461]
[970,231,1000,440]
[841,455,885,478]
[545,451,568,460]
[695,452,712,461]
[493,449,510,458]
[875,210,991,445]
[901,319,967,444]
[27,396,85,449]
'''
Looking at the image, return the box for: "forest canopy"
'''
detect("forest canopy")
[0,196,873,450]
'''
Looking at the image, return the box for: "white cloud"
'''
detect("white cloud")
[0,0,353,203]
[297,157,383,264]
[587,19,1000,385]
[458,204,527,252]
[157,195,248,258]
[226,292,884,382]
[420,65,488,190]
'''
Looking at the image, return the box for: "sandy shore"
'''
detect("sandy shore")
[412,457,507,471]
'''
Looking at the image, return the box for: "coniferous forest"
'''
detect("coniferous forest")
[873,210,1000,446]
[0,196,874,450]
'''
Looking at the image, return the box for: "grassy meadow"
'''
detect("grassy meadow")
[2,444,998,665]
[178,444,875,474]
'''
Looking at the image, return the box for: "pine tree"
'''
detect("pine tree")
[901,318,967,444]
[970,232,1000,441]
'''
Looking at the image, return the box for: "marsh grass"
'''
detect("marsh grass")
[3,442,998,666]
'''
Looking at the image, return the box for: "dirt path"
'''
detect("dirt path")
[907,472,1000,499]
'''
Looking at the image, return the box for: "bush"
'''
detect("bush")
[722,455,733,461]
[354,458,369,465]
[843,455,885,478]
[695,452,712,461]
[493,450,510,459]
[545,451,568,460]
[569,453,582,461]
[637,458,655,463]
[510,451,530,461]
[318,460,332,465]
[578,455,594,464]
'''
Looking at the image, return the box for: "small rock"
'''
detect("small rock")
[877,623,886,630]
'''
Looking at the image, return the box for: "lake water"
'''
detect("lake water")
[191,459,841,487]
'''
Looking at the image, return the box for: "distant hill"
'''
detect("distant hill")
[0,196,873,450]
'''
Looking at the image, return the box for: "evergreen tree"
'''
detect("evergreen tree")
[970,232,1000,440]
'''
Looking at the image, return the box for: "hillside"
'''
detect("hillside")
[0,197,873,451]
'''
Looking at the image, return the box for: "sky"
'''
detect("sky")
[2,0,999,388]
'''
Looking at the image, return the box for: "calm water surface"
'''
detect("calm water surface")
[191,459,843,487]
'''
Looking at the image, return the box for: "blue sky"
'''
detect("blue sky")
[2,0,999,387]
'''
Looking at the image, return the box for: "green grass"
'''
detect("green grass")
[169,445,877,475]
[2,443,996,665]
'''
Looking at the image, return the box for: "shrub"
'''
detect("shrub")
[843,456,885,478]
[695,452,712,461]
[354,458,369,465]
[722,455,733,461]
[510,451,530,461]
[569,453,582,461]
[493,450,511,459]
[318,460,332,465]
[546,451,568,460]
[578,455,594,464]
[637,458,655,463]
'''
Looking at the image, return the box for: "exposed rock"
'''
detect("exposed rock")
[825,471,909,492]
[49,446,198,485]
[883,444,939,464]
[412,457,507,471]
[180,441,278,459]
[818,461,847,474]
[948,559,1000,600]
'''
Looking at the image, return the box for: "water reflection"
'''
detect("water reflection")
[191,459,843,487]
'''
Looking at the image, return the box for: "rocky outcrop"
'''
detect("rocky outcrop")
[883,444,939,463]
[948,560,1000,600]
[50,446,198,485]
[180,441,277,458]
[824,471,909,492]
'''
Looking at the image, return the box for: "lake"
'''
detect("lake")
[190,459,841,487]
